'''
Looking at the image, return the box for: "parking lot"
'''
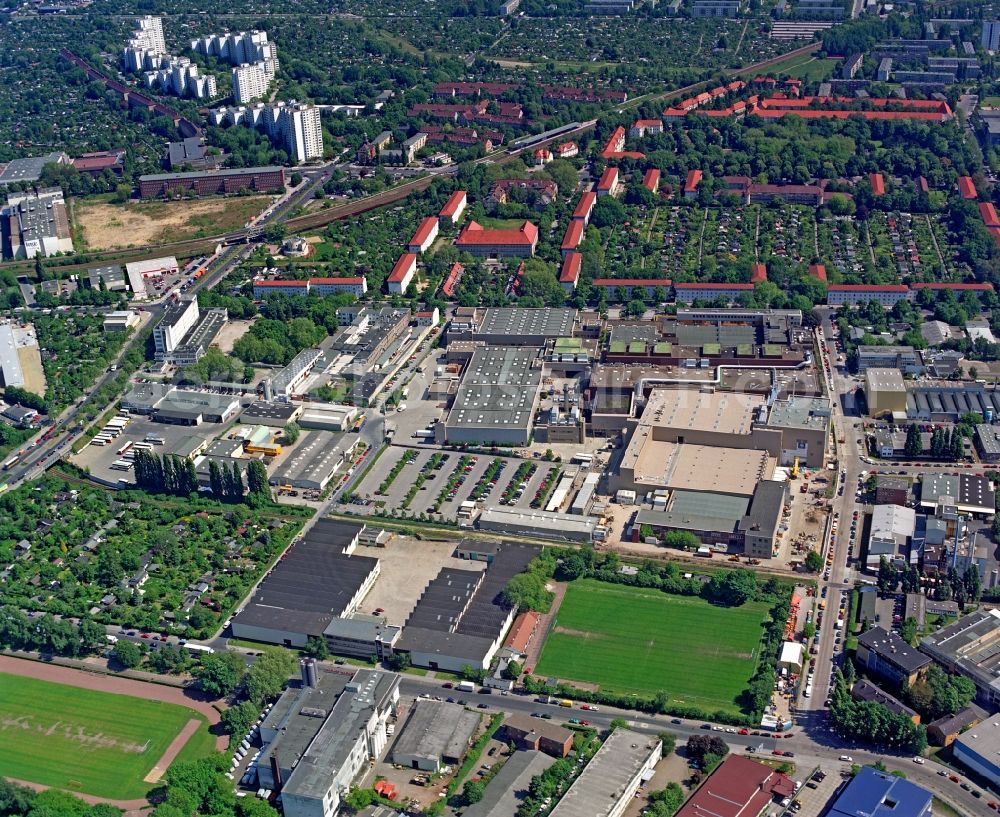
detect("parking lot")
[345,445,573,521]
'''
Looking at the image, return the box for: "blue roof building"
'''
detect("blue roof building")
[828,768,932,817]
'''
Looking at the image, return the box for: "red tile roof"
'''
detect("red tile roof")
[870,173,885,196]
[597,166,619,191]
[633,119,662,128]
[684,169,703,193]
[751,262,767,283]
[504,611,540,652]
[440,190,467,219]
[808,263,827,281]
[72,154,122,171]
[410,217,439,250]
[388,253,417,283]
[456,220,539,248]
[255,279,307,287]
[559,252,582,284]
[675,282,753,290]
[980,202,1000,228]
[442,262,464,297]
[573,192,597,219]
[592,278,672,287]
[562,220,584,252]
[910,282,994,291]
[310,277,365,285]
[958,176,977,199]
[643,169,661,192]
[675,755,795,817]
[828,284,908,292]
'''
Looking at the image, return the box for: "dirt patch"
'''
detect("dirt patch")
[551,626,593,639]
[74,196,273,251]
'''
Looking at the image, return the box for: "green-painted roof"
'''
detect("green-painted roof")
[736,343,754,356]
[654,342,672,354]
[628,341,647,354]
[702,343,721,355]
[554,337,583,351]
[610,341,627,354]
[763,344,783,356]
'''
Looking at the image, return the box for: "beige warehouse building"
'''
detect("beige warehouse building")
[865,368,907,417]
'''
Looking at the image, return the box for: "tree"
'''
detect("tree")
[283,421,301,445]
[246,460,272,504]
[609,717,629,732]
[804,550,824,572]
[662,531,700,550]
[877,556,898,594]
[686,734,729,761]
[904,424,921,458]
[658,732,677,756]
[502,572,553,612]
[197,651,247,697]
[303,635,329,660]
[246,646,297,705]
[221,700,260,741]
[113,640,142,669]
[802,622,816,640]
[647,783,684,817]
[463,780,486,805]
[704,569,757,606]
[503,659,523,680]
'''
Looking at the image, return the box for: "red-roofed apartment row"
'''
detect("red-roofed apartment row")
[504,611,540,654]
[562,220,584,257]
[751,262,767,283]
[560,252,581,292]
[408,216,439,254]
[980,201,1000,228]
[600,125,646,160]
[958,175,977,200]
[441,262,464,298]
[597,166,621,198]
[388,252,417,295]
[630,119,663,138]
[684,169,703,198]
[455,221,539,257]
[556,142,578,159]
[439,190,467,226]
[253,276,368,298]
[828,282,994,306]
[643,168,661,193]
[870,173,885,196]
[675,755,795,817]
[572,191,597,225]
[808,263,827,281]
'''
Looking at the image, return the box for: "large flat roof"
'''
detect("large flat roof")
[548,729,659,817]
[271,430,351,486]
[865,367,907,392]
[621,434,774,496]
[765,396,832,431]
[828,766,932,817]
[920,473,995,513]
[462,346,543,387]
[281,669,400,802]
[391,699,481,764]
[463,751,556,817]
[643,388,766,436]
[234,520,378,633]
[476,308,576,339]
[920,609,1000,692]
[675,754,794,817]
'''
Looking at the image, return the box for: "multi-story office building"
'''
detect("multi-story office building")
[154,298,200,357]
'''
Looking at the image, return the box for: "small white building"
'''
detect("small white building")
[103,311,140,332]
[778,641,804,672]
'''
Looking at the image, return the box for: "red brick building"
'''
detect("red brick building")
[138,166,285,198]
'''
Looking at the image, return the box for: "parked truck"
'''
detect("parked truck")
[456,681,476,693]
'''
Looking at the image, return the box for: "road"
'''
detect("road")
[392,674,995,814]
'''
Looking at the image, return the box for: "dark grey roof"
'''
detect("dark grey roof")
[851,679,917,718]
[235,520,377,633]
[928,705,985,737]
[739,480,785,537]
[242,401,300,422]
[463,751,556,817]
[858,626,932,674]
[140,166,283,182]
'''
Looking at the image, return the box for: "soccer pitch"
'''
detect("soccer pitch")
[535,579,770,714]
[0,672,211,800]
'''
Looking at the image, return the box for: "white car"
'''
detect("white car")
[912,757,926,764]
[839,755,853,763]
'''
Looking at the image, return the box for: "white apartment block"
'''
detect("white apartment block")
[144,58,217,99]
[191,30,279,76]
[123,16,167,72]
[209,101,323,162]
[232,62,270,104]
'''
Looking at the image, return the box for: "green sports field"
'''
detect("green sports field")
[0,673,213,800]
[535,580,770,714]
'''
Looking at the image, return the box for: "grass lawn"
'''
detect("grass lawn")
[0,673,212,800]
[980,96,1000,107]
[535,579,770,714]
[478,216,531,230]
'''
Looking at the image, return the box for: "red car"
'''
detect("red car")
[580,720,590,726]
[580,704,593,711]
[140,633,151,639]
[772,749,785,756]
[442,682,453,689]
[738,728,749,735]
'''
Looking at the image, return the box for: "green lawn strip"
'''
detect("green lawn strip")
[0,672,210,800]
[535,580,768,714]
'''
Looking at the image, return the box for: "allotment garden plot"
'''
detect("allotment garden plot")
[348,446,570,522]
[535,579,770,715]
